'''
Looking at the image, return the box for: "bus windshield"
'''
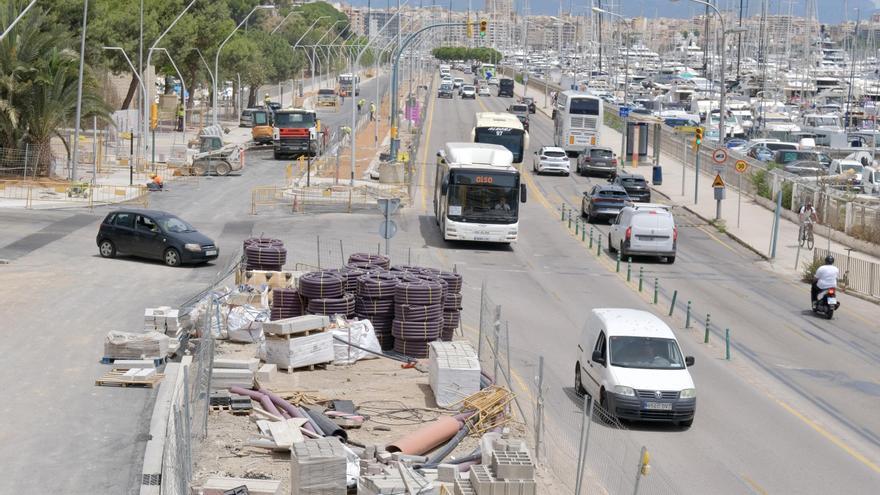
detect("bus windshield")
[447,171,520,224]
[569,97,601,115]
[275,112,315,128]
[474,127,525,162]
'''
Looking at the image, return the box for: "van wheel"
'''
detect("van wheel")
[619,242,627,258]
[608,235,616,252]
[574,363,586,396]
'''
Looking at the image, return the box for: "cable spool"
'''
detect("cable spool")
[391,319,442,341]
[307,293,356,317]
[357,272,400,299]
[439,271,463,293]
[442,310,461,328]
[299,271,345,300]
[394,303,443,322]
[270,287,304,320]
[244,238,287,271]
[338,267,367,293]
[345,261,385,273]
[348,252,391,269]
[394,279,445,306]
[393,339,431,359]
[442,292,463,311]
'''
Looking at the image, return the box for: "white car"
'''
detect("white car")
[488,77,499,86]
[453,77,464,88]
[532,146,570,176]
[460,85,476,99]
[478,86,491,97]
[608,203,677,263]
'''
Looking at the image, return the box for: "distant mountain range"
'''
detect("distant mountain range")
[345,0,878,25]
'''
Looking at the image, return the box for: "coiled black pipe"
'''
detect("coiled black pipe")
[299,271,345,299]
[244,240,287,269]
[442,292,463,311]
[347,252,391,269]
[243,237,283,248]
[270,287,304,320]
[390,264,424,273]
[357,272,400,298]
[391,319,442,341]
[393,339,431,358]
[439,271,463,293]
[356,296,395,315]
[394,280,445,306]
[307,293,355,317]
[338,267,366,293]
[394,303,444,322]
[344,261,384,272]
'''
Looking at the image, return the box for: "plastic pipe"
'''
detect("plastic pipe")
[229,386,284,418]
[387,415,462,455]
[258,387,318,433]
[303,405,347,441]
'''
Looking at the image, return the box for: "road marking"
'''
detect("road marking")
[418,79,438,213]
[696,225,744,257]
[740,474,769,495]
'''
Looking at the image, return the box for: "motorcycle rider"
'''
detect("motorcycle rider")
[812,255,839,308]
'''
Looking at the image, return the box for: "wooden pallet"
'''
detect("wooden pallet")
[210,404,252,415]
[95,369,165,388]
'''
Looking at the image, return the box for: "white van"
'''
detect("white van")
[608,204,677,263]
[575,309,696,426]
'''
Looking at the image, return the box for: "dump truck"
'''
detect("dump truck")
[273,108,320,159]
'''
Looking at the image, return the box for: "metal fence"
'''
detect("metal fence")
[470,282,679,494]
[0,179,149,209]
[815,247,880,298]
[0,144,55,178]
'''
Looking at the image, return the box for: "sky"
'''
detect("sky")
[344,1,880,24]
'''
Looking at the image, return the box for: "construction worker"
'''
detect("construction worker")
[263,93,271,108]
[176,103,184,132]
[147,173,163,191]
[357,98,365,112]
[369,102,376,122]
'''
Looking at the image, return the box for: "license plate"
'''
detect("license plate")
[205,250,217,256]
[473,236,490,242]
[644,401,672,411]
[827,297,836,305]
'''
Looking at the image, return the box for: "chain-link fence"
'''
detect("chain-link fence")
[469,282,681,494]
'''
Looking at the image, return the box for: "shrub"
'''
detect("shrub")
[801,256,823,283]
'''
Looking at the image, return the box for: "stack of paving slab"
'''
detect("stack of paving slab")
[210,358,259,391]
[263,315,334,371]
[429,341,481,409]
[458,440,536,495]
[143,306,186,338]
[290,436,347,495]
[104,331,170,360]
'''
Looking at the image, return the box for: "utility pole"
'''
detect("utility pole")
[736,0,744,85]
[702,1,710,76]
[71,0,89,181]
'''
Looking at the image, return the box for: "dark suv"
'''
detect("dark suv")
[96,209,218,267]
[611,173,651,203]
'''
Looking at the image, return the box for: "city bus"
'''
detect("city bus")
[480,63,496,80]
[553,90,603,156]
[471,112,529,163]
[434,142,527,243]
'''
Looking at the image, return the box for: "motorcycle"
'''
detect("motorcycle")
[812,287,840,319]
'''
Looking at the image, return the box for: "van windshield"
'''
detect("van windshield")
[609,337,685,369]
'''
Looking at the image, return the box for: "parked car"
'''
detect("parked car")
[239,108,256,128]
[460,85,476,99]
[96,209,219,267]
[746,145,774,162]
[577,146,618,176]
[783,160,828,178]
[520,97,536,113]
[438,82,454,99]
[608,203,677,263]
[478,86,491,97]
[582,184,629,223]
[533,146,570,175]
[611,173,651,203]
[772,149,830,167]
[575,308,696,426]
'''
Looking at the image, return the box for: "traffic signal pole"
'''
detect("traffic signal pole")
[694,127,703,204]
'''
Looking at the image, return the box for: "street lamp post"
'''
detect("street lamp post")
[312,20,345,90]
[0,0,38,42]
[150,48,187,146]
[271,9,302,34]
[593,7,630,163]
[104,46,148,174]
[71,0,89,181]
[214,5,274,125]
[290,16,331,105]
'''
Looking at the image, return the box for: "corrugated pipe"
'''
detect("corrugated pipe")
[302,405,348,441]
[422,423,471,467]
[258,387,319,434]
[229,386,285,419]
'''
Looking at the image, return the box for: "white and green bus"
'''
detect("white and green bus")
[471,112,529,163]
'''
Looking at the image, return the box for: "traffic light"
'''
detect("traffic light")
[466,18,473,38]
[694,127,703,147]
[479,20,487,37]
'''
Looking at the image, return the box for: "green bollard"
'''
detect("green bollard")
[589,227,594,248]
[638,267,644,292]
[575,219,579,235]
[627,258,632,282]
[597,236,602,256]
[668,290,678,316]
[616,251,621,273]
[725,329,731,360]
[653,278,659,304]
[704,314,711,343]
[581,225,586,242]
[568,212,572,229]
[561,203,565,221]
[685,301,692,328]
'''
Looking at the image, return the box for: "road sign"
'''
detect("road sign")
[734,160,749,173]
[618,106,630,118]
[379,219,398,239]
[377,198,401,216]
[712,173,725,188]
[712,148,728,164]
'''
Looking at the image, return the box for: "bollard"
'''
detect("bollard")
[616,251,621,273]
[704,314,711,343]
[561,203,566,221]
[575,219,580,235]
[581,225,586,242]
[638,267,644,292]
[725,329,731,360]
[589,229,594,248]
[568,212,572,229]
[685,301,692,328]
[653,278,659,304]
[627,258,632,282]
[597,237,602,256]
[668,290,678,316]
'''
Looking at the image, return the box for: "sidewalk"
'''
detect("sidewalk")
[512,79,880,283]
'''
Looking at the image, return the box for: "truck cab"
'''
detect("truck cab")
[272,108,320,159]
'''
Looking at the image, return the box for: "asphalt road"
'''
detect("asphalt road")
[403,71,880,493]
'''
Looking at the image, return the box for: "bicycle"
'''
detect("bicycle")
[799,221,815,250]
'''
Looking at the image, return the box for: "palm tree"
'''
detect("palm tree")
[0,2,110,175]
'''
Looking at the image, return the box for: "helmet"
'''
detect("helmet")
[825,255,834,264]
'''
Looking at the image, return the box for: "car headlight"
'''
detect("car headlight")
[680,388,696,399]
[184,243,202,252]
[613,385,635,397]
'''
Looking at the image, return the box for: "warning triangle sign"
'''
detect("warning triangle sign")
[712,174,725,188]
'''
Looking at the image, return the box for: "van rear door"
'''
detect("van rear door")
[630,212,674,252]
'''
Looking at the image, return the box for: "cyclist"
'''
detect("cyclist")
[798,202,818,241]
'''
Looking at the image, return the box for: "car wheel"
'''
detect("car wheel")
[215,162,232,176]
[163,248,182,267]
[575,363,586,396]
[608,234,616,252]
[98,240,116,258]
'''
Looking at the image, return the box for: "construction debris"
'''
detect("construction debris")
[143,306,187,338]
[457,387,516,435]
[103,331,169,360]
[95,368,164,388]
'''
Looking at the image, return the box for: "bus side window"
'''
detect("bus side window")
[441,174,449,195]
[551,109,557,120]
